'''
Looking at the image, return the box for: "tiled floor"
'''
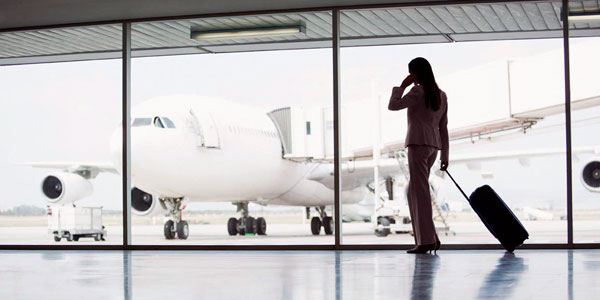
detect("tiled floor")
[0,249,598,299]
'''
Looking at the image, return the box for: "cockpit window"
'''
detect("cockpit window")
[132,117,175,129]
[132,118,152,127]
[153,117,165,128]
[162,117,176,128]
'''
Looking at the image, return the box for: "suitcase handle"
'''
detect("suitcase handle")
[445,170,470,202]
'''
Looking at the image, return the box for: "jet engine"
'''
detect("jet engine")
[131,187,165,216]
[41,172,92,204]
[581,159,600,193]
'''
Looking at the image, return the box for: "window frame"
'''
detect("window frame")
[0,0,596,250]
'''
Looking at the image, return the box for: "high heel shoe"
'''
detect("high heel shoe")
[406,243,436,254]
[434,240,441,254]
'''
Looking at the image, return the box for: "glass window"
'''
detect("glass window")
[130,11,333,246]
[153,117,165,128]
[568,2,600,243]
[162,117,176,128]
[341,1,566,245]
[0,24,123,245]
[132,118,152,127]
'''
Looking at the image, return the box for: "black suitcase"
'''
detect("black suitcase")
[445,170,529,252]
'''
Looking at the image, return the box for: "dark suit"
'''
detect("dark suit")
[389,84,449,245]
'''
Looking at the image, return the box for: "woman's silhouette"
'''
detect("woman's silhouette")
[388,57,449,254]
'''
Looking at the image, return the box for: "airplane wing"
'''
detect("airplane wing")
[308,146,600,190]
[451,146,600,164]
[21,161,118,178]
[307,159,401,190]
[341,94,600,161]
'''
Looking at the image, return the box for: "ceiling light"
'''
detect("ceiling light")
[191,25,306,40]
[568,10,600,22]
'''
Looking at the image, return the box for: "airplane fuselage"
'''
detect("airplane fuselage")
[110,95,364,207]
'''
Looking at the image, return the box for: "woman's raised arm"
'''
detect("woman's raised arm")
[388,85,420,111]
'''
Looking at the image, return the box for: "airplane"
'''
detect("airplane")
[27,93,600,240]
[33,95,379,240]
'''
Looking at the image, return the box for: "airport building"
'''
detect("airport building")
[0,0,599,299]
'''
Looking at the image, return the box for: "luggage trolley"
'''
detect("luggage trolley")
[47,206,107,242]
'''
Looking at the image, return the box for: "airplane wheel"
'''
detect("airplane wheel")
[246,217,256,234]
[53,236,61,242]
[94,234,101,241]
[177,220,189,240]
[164,220,176,240]
[238,218,246,235]
[73,236,80,242]
[311,217,321,235]
[256,217,267,235]
[375,229,390,237]
[375,217,391,237]
[323,217,334,235]
[227,217,238,235]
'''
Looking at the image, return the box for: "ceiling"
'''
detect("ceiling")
[0,0,444,31]
[0,1,599,66]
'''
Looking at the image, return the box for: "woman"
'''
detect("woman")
[388,57,449,254]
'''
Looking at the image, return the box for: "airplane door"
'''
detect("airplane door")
[188,109,220,148]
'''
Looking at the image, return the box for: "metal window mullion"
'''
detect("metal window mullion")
[561,0,573,248]
[332,9,342,248]
[122,22,132,247]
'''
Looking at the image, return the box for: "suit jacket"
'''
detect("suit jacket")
[388,84,449,162]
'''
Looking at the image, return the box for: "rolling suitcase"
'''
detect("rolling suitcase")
[445,170,528,252]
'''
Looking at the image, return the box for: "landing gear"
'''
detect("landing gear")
[256,217,267,235]
[227,217,238,235]
[323,216,334,235]
[375,217,391,237]
[240,217,255,235]
[162,197,188,240]
[177,220,189,240]
[308,206,334,235]
[229,202,266,236]
[164,220,176,240]
[311,217,321,235]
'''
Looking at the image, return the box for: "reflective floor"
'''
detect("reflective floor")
[0,249,598,300]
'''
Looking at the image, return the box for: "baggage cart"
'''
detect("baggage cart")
[47,206,107,242]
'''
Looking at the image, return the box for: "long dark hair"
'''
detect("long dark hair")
[408,57,441,111]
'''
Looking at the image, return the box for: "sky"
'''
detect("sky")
[0,36,598,212]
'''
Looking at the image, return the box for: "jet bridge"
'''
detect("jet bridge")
[268,106,329,161]
[268,108,293,156]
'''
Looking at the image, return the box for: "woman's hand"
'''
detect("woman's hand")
[400,74,416,89]
[440,160,448,171]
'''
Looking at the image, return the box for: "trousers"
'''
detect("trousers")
[407,145,439,246]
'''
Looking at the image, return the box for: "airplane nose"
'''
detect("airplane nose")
[110,128,123,173]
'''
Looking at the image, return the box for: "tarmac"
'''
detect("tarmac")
[0,221,598,245]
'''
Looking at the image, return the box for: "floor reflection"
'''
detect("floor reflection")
[41,251,65,261]
[3,250,600,300]
[335,251,342,300]
[477,252,527,299]
[568,250,573,300]
[410,254,440,300]
[123,251,131,300]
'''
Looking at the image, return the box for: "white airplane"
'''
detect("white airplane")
[33,95,384,240]
[28,93,600,241]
